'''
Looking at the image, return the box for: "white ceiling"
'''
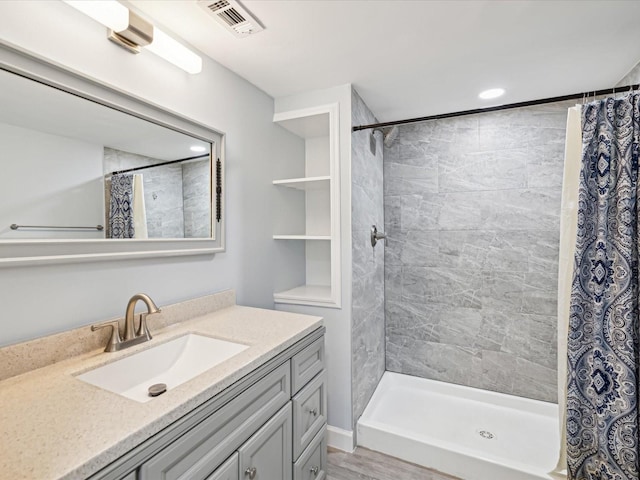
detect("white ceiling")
[130,0,640,123]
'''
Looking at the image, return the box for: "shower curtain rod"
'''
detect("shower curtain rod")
[109,154,210,176]
[352,83,640,132]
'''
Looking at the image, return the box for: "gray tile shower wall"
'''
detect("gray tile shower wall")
[141,163,185,238]
[617,60,640,87]
[182,159,211,238]
[351,89,385,427]
[384,100,576,403]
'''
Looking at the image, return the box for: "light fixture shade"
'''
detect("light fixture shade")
[63,0,129,32]
[146,28,203,75]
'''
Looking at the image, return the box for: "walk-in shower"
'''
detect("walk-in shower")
[349,79,640,479]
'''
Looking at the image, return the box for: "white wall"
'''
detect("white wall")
[0,1,304,345]
[0,122,104,239]
[274,85,354,435]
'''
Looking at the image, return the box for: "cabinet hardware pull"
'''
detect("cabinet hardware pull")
[309,407,318,416]
[245,467,257,479]
[310,465,320,475]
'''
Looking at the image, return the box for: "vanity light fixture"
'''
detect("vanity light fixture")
[190,145,207,152]
[478,88,505,100]
[63,0,203,74]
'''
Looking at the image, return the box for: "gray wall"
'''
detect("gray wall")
[351,88,385,426]
[384,100,574,402]
[0,122,104,240]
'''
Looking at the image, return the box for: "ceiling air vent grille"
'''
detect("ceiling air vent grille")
[218,8,245,27]
[198,0,264,38]
[210,0,230,10]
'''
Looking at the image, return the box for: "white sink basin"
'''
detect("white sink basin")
[76,334,249,402]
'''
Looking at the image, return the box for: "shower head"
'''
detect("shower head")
[369,125,399,156]
[383,125,399,147]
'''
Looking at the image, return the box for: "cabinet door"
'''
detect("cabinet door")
[206,453,239,480]
[239,403,292,480]
[292,372,326,459]
[291,338,324,395]
[293,426,326,480]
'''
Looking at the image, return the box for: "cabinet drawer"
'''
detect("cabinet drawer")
[294,425,327,480]
[291,338,324,395]
[206,453,238,480]
[139,362,290,480]
[239,403,292,480]
[292,371,327,460]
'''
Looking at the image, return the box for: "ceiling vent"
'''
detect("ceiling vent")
[198,0,264,38]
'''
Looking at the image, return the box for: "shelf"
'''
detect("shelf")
[271,103,340,309]
[274,284,332,304]
[273,235,331,240]
[273,176,330,191]
[274,111,329,139]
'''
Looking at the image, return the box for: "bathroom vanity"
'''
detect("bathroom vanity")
[100,334,326,480]
[0,291,326,480]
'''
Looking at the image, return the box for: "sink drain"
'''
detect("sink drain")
[478,430,494,440]
[148,383,167,397]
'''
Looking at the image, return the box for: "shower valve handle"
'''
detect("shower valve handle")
[371,225,387,247]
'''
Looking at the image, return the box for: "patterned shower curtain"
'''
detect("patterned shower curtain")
[109,173,135,239]
[567,92,640,479]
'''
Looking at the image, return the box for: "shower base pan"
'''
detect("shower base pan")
[357,372,564,480]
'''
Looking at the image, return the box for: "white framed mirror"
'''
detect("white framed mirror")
[0,42,225,266]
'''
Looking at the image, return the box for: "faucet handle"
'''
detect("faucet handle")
[135,313,153,341]
[91,320,122,352]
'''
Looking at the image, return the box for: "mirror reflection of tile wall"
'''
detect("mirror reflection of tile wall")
[103,148,211,239]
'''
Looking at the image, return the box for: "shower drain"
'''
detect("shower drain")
[478,430,494,440]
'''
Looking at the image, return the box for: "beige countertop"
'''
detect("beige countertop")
[0,303,322,480]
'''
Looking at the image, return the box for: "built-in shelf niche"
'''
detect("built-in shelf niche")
[273,103,340,308]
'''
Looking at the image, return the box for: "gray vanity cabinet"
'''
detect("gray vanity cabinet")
[89,328,325,480]
[206,454,238,480]
[138,362,290,480]
[238,403,292,480]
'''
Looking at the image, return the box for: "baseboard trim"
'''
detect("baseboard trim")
[327,425,355,452]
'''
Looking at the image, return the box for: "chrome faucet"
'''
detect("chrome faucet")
[91,293,161,352]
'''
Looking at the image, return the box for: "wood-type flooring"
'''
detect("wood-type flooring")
[327,447,462,480]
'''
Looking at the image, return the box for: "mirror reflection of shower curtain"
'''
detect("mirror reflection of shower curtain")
[132,174,148,239]
[108,173,148,239]
[551,104,582,478]
[108,173,134,238]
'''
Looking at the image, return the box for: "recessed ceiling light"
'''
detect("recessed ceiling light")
[479,88,505,100]
[190,146,207,153]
